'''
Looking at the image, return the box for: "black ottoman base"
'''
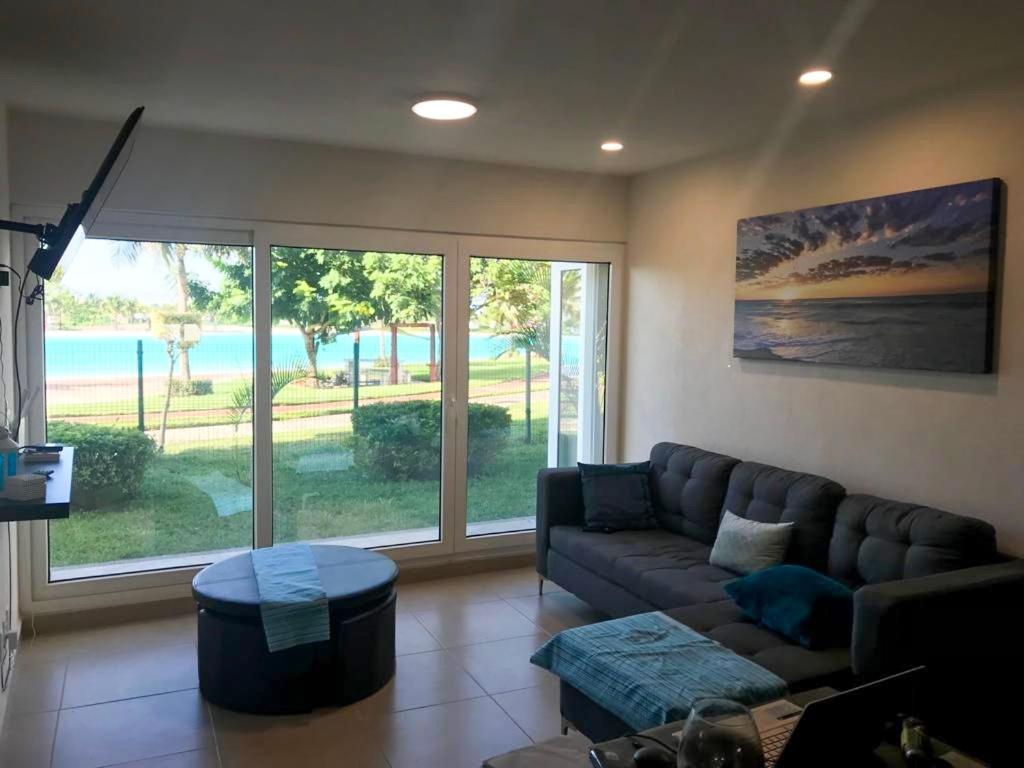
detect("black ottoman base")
[197,592,396,715]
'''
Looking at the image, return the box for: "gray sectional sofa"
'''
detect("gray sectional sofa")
[536,442,1024,759]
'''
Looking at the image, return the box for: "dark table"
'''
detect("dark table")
[0,448,74,522]
[486,689,986,767]
[192,543,398,714]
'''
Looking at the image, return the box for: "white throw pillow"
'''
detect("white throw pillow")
[710,511,794,575]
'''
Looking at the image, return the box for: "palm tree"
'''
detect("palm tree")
[494,325,544,444]
[114,241,195,383]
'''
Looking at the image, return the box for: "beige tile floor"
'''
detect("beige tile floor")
[0,566,606,768]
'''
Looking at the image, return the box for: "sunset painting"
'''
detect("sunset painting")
[734,179,1001,372]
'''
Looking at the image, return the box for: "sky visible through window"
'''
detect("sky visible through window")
[59,238,226,304]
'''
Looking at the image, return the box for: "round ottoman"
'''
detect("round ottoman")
[192,544,397,714]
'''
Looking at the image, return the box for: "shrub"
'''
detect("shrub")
[169,378,214,396]
[46,421,157,509]
[352,401,510,481]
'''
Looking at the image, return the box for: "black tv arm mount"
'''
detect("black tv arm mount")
[0,217,50,238]
[0,215,66,304]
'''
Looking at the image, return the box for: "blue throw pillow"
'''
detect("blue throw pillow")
[578,461,657,533]
[724,565,853,650]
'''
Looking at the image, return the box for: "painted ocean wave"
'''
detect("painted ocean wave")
[733,292,990,372]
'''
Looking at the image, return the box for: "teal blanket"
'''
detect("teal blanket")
[530,611,787,731]
[251,544,330,652]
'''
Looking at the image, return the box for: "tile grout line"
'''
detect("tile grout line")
[205,699,225,768]
[57,662,68,712]
[488,689,537,746]
[96,746,214,768]
[48,705,61,768]
[59,684,202,713]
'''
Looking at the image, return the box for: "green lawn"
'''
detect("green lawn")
[48,416,548,568]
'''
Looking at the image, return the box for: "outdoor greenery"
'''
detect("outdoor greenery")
[352,401,510,481]
[47,421,156,509]
[48,416,546,568]
[169,378,214,397]
[43,241,561,571]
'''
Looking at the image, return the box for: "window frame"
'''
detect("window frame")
[11,207,624,615]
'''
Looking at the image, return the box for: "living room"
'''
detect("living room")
[1,2,1023,767]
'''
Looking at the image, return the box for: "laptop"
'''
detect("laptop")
[590,667,926,768]
[751,666,925,767]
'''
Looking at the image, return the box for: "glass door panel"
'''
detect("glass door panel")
[269,247,444,547]
[466,257,609,537]
[44,238,254,581]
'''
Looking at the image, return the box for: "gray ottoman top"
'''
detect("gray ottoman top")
[192,544,398,618]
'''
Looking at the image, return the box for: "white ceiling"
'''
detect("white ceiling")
[1,0,1023,174]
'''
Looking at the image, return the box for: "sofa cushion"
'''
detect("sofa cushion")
[722,462,845,573]
[828,494,998,586]
[710,511,794,575]
[548,527,737,609]
[663,600,851,691]
[579,461,657,532]
[725,565,853,650]
[649,443,741,544]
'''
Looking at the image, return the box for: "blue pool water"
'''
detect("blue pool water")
[45,329,576,378]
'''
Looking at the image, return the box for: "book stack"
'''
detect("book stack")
[1,474,47,501]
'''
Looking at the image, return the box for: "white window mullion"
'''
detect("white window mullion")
[252,229,274,549]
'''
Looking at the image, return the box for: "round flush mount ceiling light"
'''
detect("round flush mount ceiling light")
[411,96,477,121]
[798,69,833,86]
[600,140,624,152]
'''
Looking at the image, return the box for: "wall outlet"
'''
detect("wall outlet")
[3,630,17,653]
[0,269,10,287]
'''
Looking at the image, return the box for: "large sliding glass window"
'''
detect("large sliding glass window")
[466,257,610,536]
[44,238,254,581]
[27,222,618,594]
[270,247,445,548]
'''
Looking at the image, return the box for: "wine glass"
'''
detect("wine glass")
[677,698,765,768]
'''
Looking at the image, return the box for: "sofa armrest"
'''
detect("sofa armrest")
[536,467,584,577]
[852,559,1024,678]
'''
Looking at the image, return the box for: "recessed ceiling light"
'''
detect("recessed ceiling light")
[798,69,833,86]
[411,96,477,121]
[601,140,624,152]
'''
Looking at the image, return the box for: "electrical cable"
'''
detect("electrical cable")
[11,272,26,439]
[0,315,8,430]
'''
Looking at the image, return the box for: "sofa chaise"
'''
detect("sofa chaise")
[536,442,1024,761]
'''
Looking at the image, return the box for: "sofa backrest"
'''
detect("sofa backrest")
[648,442,741,545]
[721,461,846,572]
[827,494,998,586]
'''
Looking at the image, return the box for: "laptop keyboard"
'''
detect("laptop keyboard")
[761,720,798,767]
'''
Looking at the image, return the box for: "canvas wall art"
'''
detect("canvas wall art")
[734,179,1001,373]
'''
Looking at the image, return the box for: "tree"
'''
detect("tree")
[213,247,378,383]
[471,258,552,443]
[363,253,443,382]
[102,295,143,329]
[151,310,201,450]
[115,242,195,383]
[471,258,552,359]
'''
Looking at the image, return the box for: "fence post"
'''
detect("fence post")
[524,348,532,443]
[136,339,145,432]
[352,331,360,411]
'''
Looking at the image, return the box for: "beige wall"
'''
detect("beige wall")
[7,111,627,243]
[0,102,17,722]
[622,75,1024,555]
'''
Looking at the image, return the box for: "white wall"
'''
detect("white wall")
[622,74,1024,555]
[0,102,17,724]
[7,111,627,243]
